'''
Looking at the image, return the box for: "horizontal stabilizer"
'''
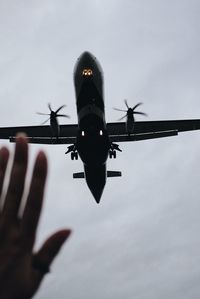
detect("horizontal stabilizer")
[107,171,122,177]
[73,172,85,179]
[73,171,121,178]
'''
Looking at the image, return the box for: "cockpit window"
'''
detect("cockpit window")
[82,69,93,76]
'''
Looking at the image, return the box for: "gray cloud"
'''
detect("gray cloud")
[0,0,200,298]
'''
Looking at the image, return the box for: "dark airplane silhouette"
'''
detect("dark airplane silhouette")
[0,51,200,203]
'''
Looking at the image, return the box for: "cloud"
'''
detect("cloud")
[0,1,200,298]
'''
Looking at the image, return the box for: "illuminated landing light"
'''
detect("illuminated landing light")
[100,130,103,136]
[81,131,85,136]
[82,69,93,76]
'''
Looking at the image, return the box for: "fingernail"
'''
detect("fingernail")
[16,132,27,138]
[15,133,28,144]
[38,150,45,158]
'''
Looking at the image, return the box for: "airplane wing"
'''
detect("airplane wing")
[1,119,200,144]
[0,124,78,144]
[107,119,200,142]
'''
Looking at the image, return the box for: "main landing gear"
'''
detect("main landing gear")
[109,150,117,159]
[65,145,78,160]
[71,151,78,160]
[109,143,122,159]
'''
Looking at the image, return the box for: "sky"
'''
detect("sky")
[0,0,200,298]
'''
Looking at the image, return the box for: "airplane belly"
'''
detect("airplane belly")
[77,129,110,165]
[76,80,105,124]
[75,81,109,164]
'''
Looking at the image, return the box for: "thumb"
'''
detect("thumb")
[33,229,71,274]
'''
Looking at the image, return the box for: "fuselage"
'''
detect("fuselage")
[73,52,110,203]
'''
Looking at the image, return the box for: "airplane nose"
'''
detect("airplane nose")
[79,51,94,65]
[74,51,103,97]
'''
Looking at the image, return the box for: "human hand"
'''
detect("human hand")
[0,135,71,299]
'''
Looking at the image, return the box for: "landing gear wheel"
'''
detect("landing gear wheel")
[109,150,116,159]
[71,151,78,160]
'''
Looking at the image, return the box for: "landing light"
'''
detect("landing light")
[82,69,93,76]
[100,130,103,136]
[81,131,85,136]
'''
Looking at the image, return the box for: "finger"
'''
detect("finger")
[0,147,9,203]
[2,135,28,222]
[21,151,47,246]
[32,229,71,274]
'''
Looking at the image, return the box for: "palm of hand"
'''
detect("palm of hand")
[0,137,71,299]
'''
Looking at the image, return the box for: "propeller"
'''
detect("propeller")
[113,99,147,121]
[37,103,70,124]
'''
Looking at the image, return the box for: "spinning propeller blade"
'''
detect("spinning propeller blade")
[114,99,147,120]
[37,103,70,124]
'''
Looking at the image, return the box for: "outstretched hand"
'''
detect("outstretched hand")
[0,135,71,299]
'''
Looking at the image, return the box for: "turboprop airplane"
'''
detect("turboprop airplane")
[0,51,200,203]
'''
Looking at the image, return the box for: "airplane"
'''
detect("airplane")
[0,51,200,203]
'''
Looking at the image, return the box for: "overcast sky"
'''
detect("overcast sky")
[0,0,200,298]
